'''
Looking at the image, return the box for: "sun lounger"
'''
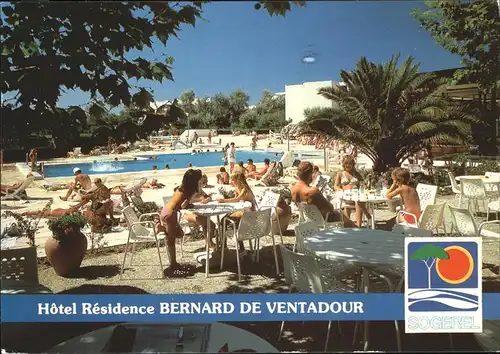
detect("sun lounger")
[279,151,295,169]
[253,162,280,187]
[1,176,35,201]
[123,177,147,195]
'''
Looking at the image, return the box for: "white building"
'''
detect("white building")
[284,80,338,124]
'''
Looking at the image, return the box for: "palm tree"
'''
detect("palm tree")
[300,54,477,173]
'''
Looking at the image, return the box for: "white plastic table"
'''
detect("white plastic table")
[455,175,500,186]
[187,201,252,277]
[1,281,53,294]
[339,192,393,229]
[47,322,279,353]
[304,228,405,351]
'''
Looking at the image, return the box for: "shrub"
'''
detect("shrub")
[47,213,88,244]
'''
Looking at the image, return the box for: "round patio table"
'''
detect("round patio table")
[1,281,52,294]
[303,227,405,351]
[455,175,500,185]
[46,322,279,353]
[339,192,393,229]
[187,201,252,277]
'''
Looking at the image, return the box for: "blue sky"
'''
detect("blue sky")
[58,1,462,107]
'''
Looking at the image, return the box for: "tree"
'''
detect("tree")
[299,55,477,173]
[229,89,250,121]
[1,1,305,149]
[410,244,449,288]
[240,110,259,130]
[211,93,232,128]
[254,90,286,130]
[412,0,500,155]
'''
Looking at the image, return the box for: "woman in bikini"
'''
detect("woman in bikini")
[159,169,204,272]
[181,182,217,249]
[217,171,257,254]
[334,155,371,227]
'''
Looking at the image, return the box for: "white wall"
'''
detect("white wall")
[285,80,336,124]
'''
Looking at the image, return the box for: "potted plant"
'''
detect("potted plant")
[45,212,88,277]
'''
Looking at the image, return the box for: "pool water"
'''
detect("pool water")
[43,150,284,178]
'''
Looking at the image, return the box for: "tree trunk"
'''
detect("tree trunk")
[372,154,401,173]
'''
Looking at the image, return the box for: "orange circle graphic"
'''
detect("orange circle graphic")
[436,246,474,285]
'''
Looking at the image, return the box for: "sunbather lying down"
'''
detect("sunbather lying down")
[1,173,34,197]
[143,178,164,189]
[1,184,28,198]
[22,205,117,233]
[21,204,92,218]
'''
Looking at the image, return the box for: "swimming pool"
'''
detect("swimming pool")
[42,150,284,178]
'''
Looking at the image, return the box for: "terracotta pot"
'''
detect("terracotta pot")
[44,229,88,277]
[273,199,292,234]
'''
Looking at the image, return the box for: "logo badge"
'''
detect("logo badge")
[405,237,482,333]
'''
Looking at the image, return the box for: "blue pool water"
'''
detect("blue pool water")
[43,150,283,178]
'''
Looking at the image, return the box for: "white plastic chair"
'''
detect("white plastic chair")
[416,183,438,212]
[399,202,446,235]
[297,203,343,230]
[460,178,495,214]
[278,244,357,351]
[487,200,499,221]
[220,209,279,281]
[257,191,284,244]
[120,206,166,278]
[312,175,331,192]
[448,205,500,237]
[485,172,500,196]
[447,172,462,206]
[1,176,35,201]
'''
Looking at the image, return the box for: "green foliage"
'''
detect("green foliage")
[176,89,285,131]
[411,244,449,261]
[412,0,500,155]
[135,201,161,215]
[300,54,477,173]
[47,213,88,243]
[254,1,306,16]
[1,1,303,150]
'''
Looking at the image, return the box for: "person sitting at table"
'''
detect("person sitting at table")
[333,155,371,227]
[247,158,270,180]
[217,167,230,185]
[158,169,203,274]
[386,167,421,226]
[217,171,257,255]
[292,161,356,228]
[59,167,92,201]
[182,182,217,249]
